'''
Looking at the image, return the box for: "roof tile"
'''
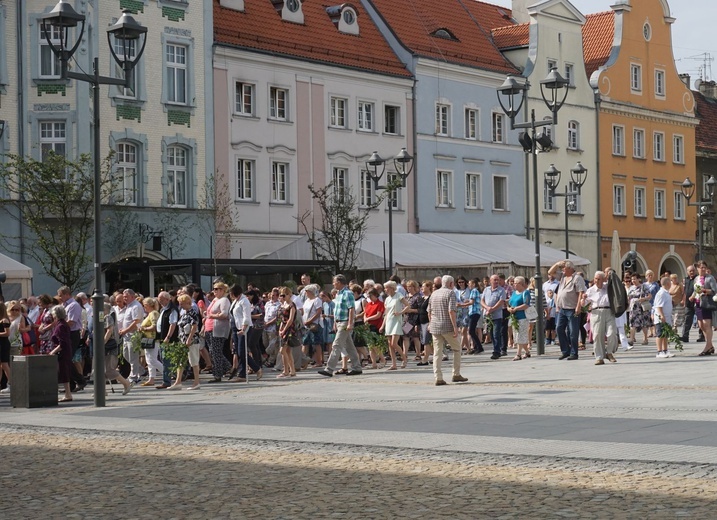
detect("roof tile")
[213,0,411,78]
[695,88,717,153]
[492,23,529,50]
[582,11,614,78]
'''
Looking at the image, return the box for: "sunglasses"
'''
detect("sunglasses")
[213,287,223,291]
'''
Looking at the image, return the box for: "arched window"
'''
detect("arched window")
[116,142,138,205]
[567,121,579,150]
[166,145,187,207]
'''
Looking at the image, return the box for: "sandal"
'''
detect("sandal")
[401,361,407,369]
[387,366,398,371]
[59,397,73,402]
[522,352,531,359]
[512,355,522,361]
[335,368,349,375]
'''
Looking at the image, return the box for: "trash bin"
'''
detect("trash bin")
[10,355,58,408]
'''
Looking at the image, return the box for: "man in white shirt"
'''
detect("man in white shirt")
[583,271,618,365]
[119,289,145,383]
[263,289,281,366]
[654,277,675,359]
[229,285,260,382]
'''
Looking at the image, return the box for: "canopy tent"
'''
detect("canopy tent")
[0,253,33,300]
[267,233,591,277]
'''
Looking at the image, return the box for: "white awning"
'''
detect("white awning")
[267,233,590,270]
[0,252,33,279]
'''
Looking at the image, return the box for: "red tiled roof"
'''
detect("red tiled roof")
[492,23,529,50]
[695,88,717,153]
[369,0,519,74]
[213,0,411,78]
[582,11,614,78]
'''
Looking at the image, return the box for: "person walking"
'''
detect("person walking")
[548,260,586,360]
[583,271,618,365]
[318,275,363,378]
[654,277,676,359]
[681,265,702,343]
[428,275,468,386]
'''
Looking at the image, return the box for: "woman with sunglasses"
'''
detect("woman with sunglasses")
[203,282,232,382]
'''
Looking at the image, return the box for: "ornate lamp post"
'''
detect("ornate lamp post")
[544,162,588,259]
[497,67,570,355]
[366,148,414,275]
[42,0,148,407]
[681,175,716,261]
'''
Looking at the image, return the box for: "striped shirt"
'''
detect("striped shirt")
[428,287,457,335]
[333,287,355,322]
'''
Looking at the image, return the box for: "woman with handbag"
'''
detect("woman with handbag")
[507,276,532,360]
[692,260,717,356]
[204,282,232,383]
[139,297,162,386]
[628,274,650,346]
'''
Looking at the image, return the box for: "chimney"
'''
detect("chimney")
[512,0,529,24]
[700,80,717,100]
[679,73,690,88]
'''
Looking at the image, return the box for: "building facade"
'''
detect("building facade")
[586,0,697,278]
[0,0,214,295]
[693,80,717,268]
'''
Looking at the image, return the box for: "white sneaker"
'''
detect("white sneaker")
[656,351,667,358]
[186,384,201,391]
[167,384,183,391]
[664,351,675,358]
[0,385,9,394]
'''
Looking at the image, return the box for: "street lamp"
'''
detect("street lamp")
[497,67,570,355]
[42,1,148,407]
[366,148,414,275]
[544,162,588,259]
[681,175,716,260]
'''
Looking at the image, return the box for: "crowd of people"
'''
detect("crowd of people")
[1,260,715,399]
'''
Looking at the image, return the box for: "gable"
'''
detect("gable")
[533,0,586,25]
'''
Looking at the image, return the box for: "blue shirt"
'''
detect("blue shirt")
[468,288,481,316]
[509,290,530,320]
[481,286,506,319]
[333,287,355,322]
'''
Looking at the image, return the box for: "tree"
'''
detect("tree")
[298,182,389,273]
[0,151,113,290]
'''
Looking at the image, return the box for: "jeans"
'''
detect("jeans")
[491,317,504,356]
[682,304,696,341]
[468,313,482,351]
[556,309,580,357]
[233,328,261,378]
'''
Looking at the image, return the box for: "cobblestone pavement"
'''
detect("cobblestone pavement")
[2,425,717,519]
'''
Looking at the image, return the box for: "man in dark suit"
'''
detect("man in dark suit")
[682,264,704,343]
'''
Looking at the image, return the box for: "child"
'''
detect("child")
[545,290,557,344]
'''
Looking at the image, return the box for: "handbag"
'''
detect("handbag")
[641,301,652,312]
[140,337,156,349]
[525,306,538,321]
[700,294,717,312]
[308,322,320,333]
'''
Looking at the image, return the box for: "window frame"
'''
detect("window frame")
[165,42,188,106]
[492,175,509,211]
[464,107,478,140]
[332,166,348,204]
[115,141,138,205]
[564,63,574,87]
[436,170,453,208]
[271,161,289,204]
[435,103,450,136]
[386,172,401,210]
[236,158,255,202]
[357,100,374,132]
[633,128,645,159]
[492,112,505,143]
[269,86,288,121]
[39,120,67,159]
[161,32,195,109]
[612,125,625,156]
[567,120,579,150]
[330,96,348,129]
[39,25,62,79]
[568,181,581,214]
[235,81,255,116]
[630,63,642,93]
[465,172,481,210]
[674,190,685,220]
[359,170,374,208]
[673,134,684,164]
[655,69,666,97]
[384,104,400,135]
[543,182,556,212]
[613,184,626,216]
[653,131,665,162]
[634,186,646,217]
[166,145,188,208]
[654,189,666,219]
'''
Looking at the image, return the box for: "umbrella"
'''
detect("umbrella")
[610,230,622,272]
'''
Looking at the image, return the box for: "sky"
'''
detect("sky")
[492,0,716,86]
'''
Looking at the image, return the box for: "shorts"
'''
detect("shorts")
[696,307,713,322]
[0,342,10,363]
[72,348,84,363]
[655,322,670,338]
[188,343,201,366]
[545,317,556,331]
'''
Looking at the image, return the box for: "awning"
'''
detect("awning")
[267,233,591,271]
[0,252,33,279]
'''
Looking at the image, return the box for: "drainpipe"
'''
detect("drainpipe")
[412,76,418,232]
[16,0,26,264]
[594,89,602,271]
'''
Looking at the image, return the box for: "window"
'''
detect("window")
[269,87,287,120]
[543,183,556,211]
[655,69,665,97]
[359,170,374,207]
[436,171,452,207]
[674,191,685,220]
[40,25,62,78]
[492,113,505,143]
[613,185,625,215]
[568,181,581,213]
[113,37,137,98]
[633,128,645,158]
[673,135,684,164]
[40,121,66,159]
[236,159,254,201]
[384,105,400,135]
[166,146,187,207]
[435,104,449,136]
[271,162,288,203]
[630,63,642,92]
[493,176,508,210]
[464,108,478,140]
[565,63,574,86]
[653,132,665,161]
[166,43,188,105]
[358,101,374,131]
[612,125,625,156]
[235,82,254,116]
[567,121,579,150]
[115,142,137,205]
[332,167,348,203]
[465,173,481,209]
[330,97,347,128]
[654,189,665,219]
[387,172,400,210]
[634,186,646,217]
[547,59,557,73]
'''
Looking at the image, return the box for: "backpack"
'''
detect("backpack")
[607,270,628,318]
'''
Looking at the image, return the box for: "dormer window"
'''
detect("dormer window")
[326,4,359,35]
[271,0,304,24]
[432,28,458,41]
